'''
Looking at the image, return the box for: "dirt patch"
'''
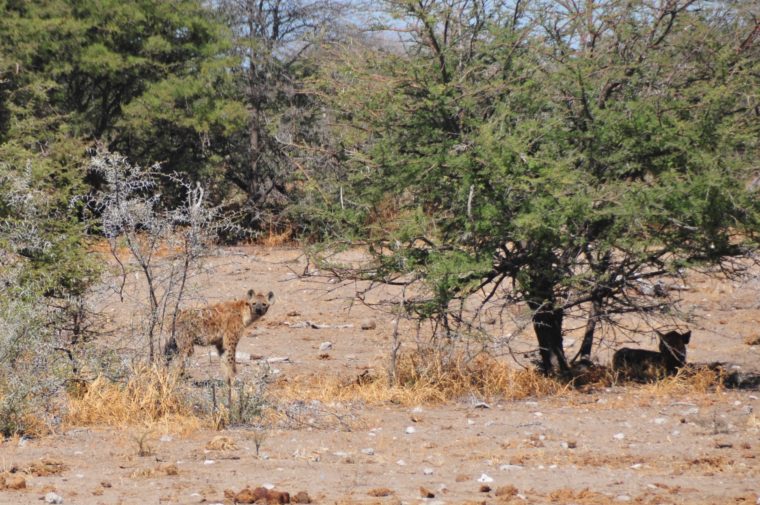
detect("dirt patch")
[2,246,758,505]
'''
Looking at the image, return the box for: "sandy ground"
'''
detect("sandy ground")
[1,246,759,505]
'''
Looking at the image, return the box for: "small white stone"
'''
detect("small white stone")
[263,484,275,490]
[160,434,173,442]
[203,460,215,465]
[653,418,667,425]
[467,419,475,425]
[423,467,434,475]
[405,426,416,434]
[616,495,631,502]
[630,463,643,469]
[534,412,543,417]
[45,493,64,504]
[361,448,375,455]
[499,464,523,471]
[477,473,494,483]
[396,459,406,466]
[319,342,333,351]
[613,433,625,440]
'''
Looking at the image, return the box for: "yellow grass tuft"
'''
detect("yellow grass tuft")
[205,435,238,451]
[65,365,204,435]
[259,225,295,247]
[640,366,724,396]
[276,351,568,406]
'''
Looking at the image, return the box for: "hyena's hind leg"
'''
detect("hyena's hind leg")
[164,334,195,377]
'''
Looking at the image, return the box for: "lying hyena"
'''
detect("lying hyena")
[612,329,691,381]
[164,289,274,406]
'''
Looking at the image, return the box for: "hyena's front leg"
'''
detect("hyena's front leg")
[220,340,238,413]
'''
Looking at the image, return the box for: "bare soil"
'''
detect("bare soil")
[2,246,759,505]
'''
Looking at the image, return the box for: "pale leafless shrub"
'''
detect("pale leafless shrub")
[83,150,238,363]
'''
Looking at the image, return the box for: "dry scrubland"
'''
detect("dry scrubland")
[1,246,759,505]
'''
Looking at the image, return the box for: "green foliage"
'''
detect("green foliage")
[0,0,243,208]
[311,0,760,371]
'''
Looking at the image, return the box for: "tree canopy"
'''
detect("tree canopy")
[309,0,760,372]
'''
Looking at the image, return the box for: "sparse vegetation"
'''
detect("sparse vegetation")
[0,0,759,502]
[278,351,570,406]
[64,365,202,434]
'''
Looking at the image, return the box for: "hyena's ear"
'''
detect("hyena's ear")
[247,289,255,299]
[267,291,275,304]
[682,330,691,345]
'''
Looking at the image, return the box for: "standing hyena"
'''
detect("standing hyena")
[612,330,691,381]
[164,289,275,406]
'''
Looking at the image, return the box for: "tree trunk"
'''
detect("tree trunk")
[528,301,568,374]
[577,298,601,362]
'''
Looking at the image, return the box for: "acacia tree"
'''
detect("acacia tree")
[315,0,760,373]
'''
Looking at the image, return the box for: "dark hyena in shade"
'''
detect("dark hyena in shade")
[613,330,691,381]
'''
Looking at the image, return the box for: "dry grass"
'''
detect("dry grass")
[26,458,68,477]
[87,236,183,260]
[276,352,568,406]
[65,365,204,435]
[205,435,238,451]
[129,463,179,479]
[639,366,724,396]
[745,333,760,346]
[259,225,295,247]
[546,488,615,504]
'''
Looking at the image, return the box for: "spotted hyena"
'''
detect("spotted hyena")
[612,330,691,381]
[164,289,275,401]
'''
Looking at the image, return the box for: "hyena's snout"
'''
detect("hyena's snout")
[255,305,268,316]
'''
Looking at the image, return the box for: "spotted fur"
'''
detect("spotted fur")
[165,289,274,389]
